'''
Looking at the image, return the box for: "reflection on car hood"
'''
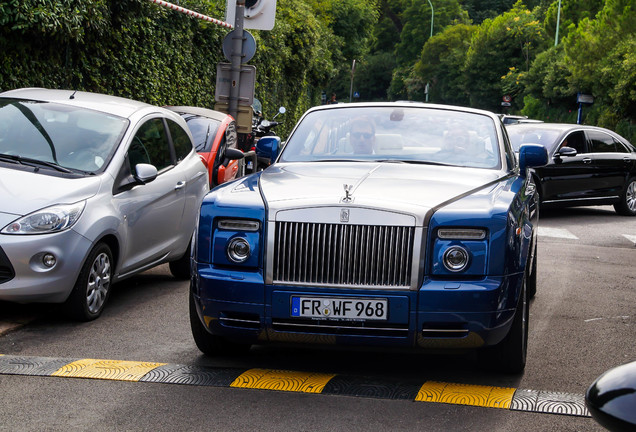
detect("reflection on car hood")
[0,167,102,217]
[260,162,503,224]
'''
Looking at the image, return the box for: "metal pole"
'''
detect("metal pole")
[555,0,561,46]
[427,0,434,38]
[229,0,245,121]
[426,1,433,102]
[349,59,356,103]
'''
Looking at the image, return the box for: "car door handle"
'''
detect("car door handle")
[623,157,631,163]
[175,181,186,190]
[583,158,592,164]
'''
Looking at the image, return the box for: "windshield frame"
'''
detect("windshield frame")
[278,105,503,170]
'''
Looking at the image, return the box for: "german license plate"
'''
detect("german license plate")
[290,297,388,321]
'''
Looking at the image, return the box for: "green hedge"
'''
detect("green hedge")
[0,0,365,138]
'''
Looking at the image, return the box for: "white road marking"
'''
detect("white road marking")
[623,234,636,244]
[538,227,578,239]
[584,316,630,323]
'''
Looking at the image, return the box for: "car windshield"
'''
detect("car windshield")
[183,116,221,153]
[0,98,128,173]
[506,126,562,152]
[279,106,501,169]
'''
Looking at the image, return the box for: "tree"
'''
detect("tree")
[463,1,545,111]
[413,23,477,105]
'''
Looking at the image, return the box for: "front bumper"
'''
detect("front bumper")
[192,264,524,350]
[0,229,92,303]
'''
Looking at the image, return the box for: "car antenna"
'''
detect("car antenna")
[69,90,77,100]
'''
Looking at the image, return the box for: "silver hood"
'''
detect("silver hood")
[260,162,504,226]
[0,168,102,218]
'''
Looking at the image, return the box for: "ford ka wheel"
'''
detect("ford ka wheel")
[614,177,636,216]
[65,243,113,321]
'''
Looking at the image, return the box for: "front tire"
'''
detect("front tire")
[481,277,529,374]
[527,240,537,299]
[65,242,113,321]
[614,177,636,216]
[189,291,250,356]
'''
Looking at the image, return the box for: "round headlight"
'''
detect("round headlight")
[227,237,251,263]
[443,246,470,272]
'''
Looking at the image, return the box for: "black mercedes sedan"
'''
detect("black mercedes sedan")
[506,123,636,215]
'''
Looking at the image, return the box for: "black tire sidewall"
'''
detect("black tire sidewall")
[66,242,113,321]
[615,177,636,216]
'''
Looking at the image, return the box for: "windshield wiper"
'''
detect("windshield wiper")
[372,159,406,164]
[0,153,72,173]
[393,160,455,166]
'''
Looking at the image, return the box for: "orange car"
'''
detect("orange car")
[167,106,244,187]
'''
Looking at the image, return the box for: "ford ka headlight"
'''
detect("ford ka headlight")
[2,201,86,235]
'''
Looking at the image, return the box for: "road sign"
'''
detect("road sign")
[501,102,511,107]
[503,95,512,103]
[215,62,256,106]
[215,103,253,133]
[222,29,256,63]
[226,0,277,31]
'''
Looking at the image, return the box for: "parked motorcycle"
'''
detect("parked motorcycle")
[239,101,286,173]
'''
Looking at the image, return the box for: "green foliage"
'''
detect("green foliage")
[463,2,546,110]
[413,23,477,105]
[0,0,377,138]
[1,0,634,144]
[523,0,636,142]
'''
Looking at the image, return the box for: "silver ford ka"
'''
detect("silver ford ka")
[0,88,209,320]
[190,102,549,374]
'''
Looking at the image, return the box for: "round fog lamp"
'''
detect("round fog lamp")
[227,238,251,263]
[42,253,57,268]
[443,246,469,272]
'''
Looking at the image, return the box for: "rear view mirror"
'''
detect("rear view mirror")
[586,361,636,431]
[134,163,157,184]
[225,148,244,161]
[518,144,548,177]
[557,146,577,157]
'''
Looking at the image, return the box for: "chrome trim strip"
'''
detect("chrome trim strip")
[422,329,469,334]
[273,321,409,333]
[219,317,261,325]
[542,195,619,204]
[270,221,419,289]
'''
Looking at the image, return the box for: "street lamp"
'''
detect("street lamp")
[427,0,434,38]
[426,0,434,102]
[554,0,562,46]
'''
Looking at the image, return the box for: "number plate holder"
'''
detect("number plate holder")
[290,296,388,321]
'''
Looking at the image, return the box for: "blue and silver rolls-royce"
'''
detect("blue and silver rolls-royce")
[189,102,548,373]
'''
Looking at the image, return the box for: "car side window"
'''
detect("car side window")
[614,139,631,153]
[167,119,193,163]
[129,118,172,172]
[587,130,617,153]
[561,131,586,153]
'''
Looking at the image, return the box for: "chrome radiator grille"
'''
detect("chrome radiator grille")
[273,222,415,287]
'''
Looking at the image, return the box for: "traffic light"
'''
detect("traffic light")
[226,0,277,31]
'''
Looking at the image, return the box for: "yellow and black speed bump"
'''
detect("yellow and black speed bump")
[0,354,589,418]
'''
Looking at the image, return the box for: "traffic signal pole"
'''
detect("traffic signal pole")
[229,1,246,122]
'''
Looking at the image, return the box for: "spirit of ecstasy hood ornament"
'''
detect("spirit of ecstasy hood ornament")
[342,184,353,203]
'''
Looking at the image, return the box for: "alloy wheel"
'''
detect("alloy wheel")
[86,252,111,314]
[626,181,636,212]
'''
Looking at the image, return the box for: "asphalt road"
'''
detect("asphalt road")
[0,205,634,431]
